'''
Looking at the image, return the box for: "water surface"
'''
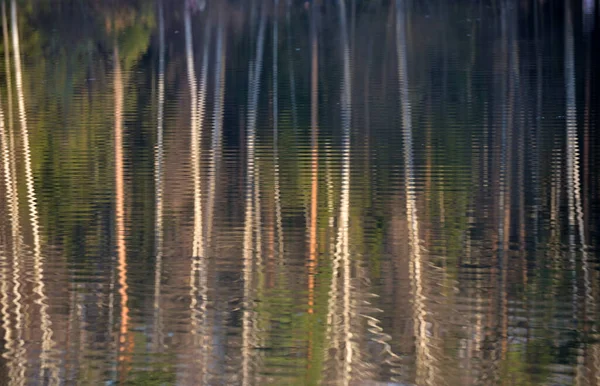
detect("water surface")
[1,0,600,385]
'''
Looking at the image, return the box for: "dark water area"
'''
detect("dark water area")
[1,0,600,384]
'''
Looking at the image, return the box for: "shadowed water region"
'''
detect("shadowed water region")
[0,0,600,384]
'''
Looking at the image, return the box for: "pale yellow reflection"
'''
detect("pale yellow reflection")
[333,0,354,384]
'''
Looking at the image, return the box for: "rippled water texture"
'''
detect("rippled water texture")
[1,0,600,384]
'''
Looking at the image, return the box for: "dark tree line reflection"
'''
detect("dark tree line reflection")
[0,0,599,384]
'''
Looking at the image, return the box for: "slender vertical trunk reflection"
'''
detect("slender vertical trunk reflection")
[308,1,318,317]
[273,0,284,267]
[564,4,591,382]
[0,5,25,383]
[206,19,226,248]
[396,1,433,384]
[337,0,353,383]
[306,2,319,374]
[11,1,57,381]
[583,0,595,34]
[2,3,12,137]
[153,0,165,352]
[185,5,211,381]
[202,13,225,385]
[113,44,130,381]
[564,0,578,326]
[497,3,512,368]
[533,0,542,256]
[286,1,298,131]
[185,4,203,263]
[325,140,341,378]
[0,95,24,385]
[243,5,266,385]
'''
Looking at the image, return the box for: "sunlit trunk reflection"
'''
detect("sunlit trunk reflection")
[396,1,433,384]
[0,90,25,386]
[185,5,211,381]
[325,139,341,377]
[113,44,131,381]
[564,0,578,331]
[0,4,25,382]
[338,0,353,383]
[308,0,318,317]
[11,0,57,381]
[564,3,592,383]
[273,0,284,268]
[153,0,165,352]
[243,5,266,385]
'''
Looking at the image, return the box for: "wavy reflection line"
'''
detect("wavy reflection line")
[153,0,165,352]
[113,44,131,381]
[273,0,284,267]
[1,3,17,254]
[564,4,592,383]
[184,6,211,381]
[308,0,319,319]
[0,9,17,378]
[243,5,267,385]
[0,91,25,385]
[564,0,578,331]
[549,138,562,264]
[11,1,58,382]
[2,3,12,133]
[337,0,353,383]
[396,1,434,384]
[325,140,342,380]
[184,6,200,357]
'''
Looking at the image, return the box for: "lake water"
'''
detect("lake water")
[0,0,599,385]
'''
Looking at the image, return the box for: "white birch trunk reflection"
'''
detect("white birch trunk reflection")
[185,5,211,380]
[273,0,284,266]
[564,0,578,333]
[243,5,266,385]
[153,0,165,352]
[325,138,341,377]
[0,90,25,386]
[11,1,57,381]
[564,3,592,383]
[396,1,433,384]
[1,4,25,382]
[338,0,353,383]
